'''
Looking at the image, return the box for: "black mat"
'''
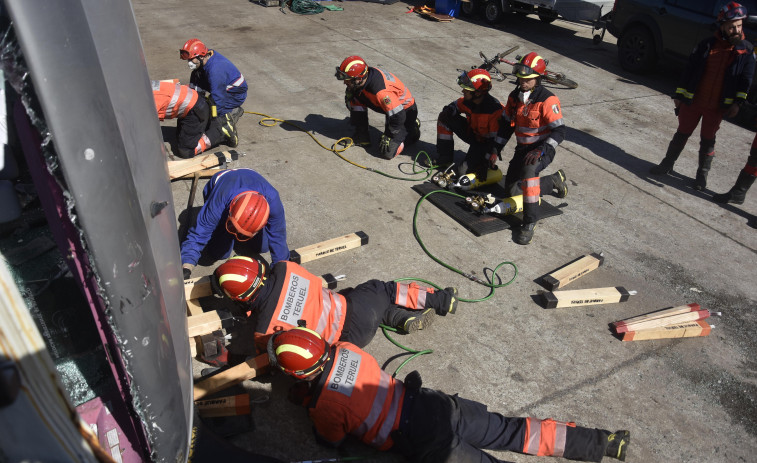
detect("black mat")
[412,183,564,237]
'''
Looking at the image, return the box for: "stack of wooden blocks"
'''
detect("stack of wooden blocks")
[611,303,717,341]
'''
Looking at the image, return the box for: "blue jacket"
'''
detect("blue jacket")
[190,51,248,116]
[675,31,755,108]
[181,168,289,265]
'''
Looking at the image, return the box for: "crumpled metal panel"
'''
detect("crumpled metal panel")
[4,0,191,461]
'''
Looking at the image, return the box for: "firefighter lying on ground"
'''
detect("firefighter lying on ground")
[152,80,232,158]
[213,256,458,352]
[434,68,507,180]
[269,327,631,463]
[181,168,289,279]
[497,52,568,246]
[180,38,248,149]
[336,55,420,159]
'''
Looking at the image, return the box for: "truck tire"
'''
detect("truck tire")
[461,0,480,17]
[484,0,503,24]
[618,25,657,73]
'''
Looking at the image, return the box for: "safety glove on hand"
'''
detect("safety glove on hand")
[379,134,395,156]
[524,148,543,165]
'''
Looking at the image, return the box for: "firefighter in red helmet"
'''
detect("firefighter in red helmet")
[151,80,213,158]
[270,327,631,463]
[336,55,420,159]
[180,168,289,279]
[435,68,507,180]
[213,256,458,351]
[496,52,568,246]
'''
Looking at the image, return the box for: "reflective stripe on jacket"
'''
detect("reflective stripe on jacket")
[308,342,405,450]
[152,80,198,120]
[502,85,565,149]
[257,262,347,345]
[351,67,415,116]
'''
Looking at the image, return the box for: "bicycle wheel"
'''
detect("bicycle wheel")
[545,72,578,89]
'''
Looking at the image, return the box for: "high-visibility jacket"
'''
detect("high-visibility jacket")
[501,85,566,152]
[350,67,415,134]
[152,80,199,120]
[675,30,755,108]
[252,262,347,349]
[306,342,405,451]
[438,93,506,154]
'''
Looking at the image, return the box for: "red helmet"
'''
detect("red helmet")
[335,55,368,80]
[513,52,547,79]
[457,68,492,92]
[718,2,747,23]
[226,191,270,241]
[214,256,266,302]
[180,38,208,60]
[267,327,331,380]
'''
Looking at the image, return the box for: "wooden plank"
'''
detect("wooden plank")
[195,393,251,417]
[540,286,633,309]
[193,353,270,400]
[622,320,712,341]
[289,232,369,264]
[612,303,701,330]
[167,150,238,180]
[187,310,231,337]
[614,310,710,334]
[184,275,212,300]
[186,298,203,317]
[541,253,604,291]
[175,168,222,180]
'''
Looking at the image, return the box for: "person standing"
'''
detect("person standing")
[650,2,755,191]
[713,131,756,204]
[498,52,568,245]
[336,55,420,159]
[268,327,631,463]
[180,38,248,148]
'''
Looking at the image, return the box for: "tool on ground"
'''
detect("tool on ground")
[289,231,369,264]
[540,287,635,309]
[613,307,719,334]
[452,168,503,191]
[195,393,252,418]
[464,47,578,89]
[465,193,497,212]
[480,194,538,216]
[431,164,456,188]
[541,252,605,291]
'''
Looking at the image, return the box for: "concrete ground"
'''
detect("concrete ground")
[135,1,756,462]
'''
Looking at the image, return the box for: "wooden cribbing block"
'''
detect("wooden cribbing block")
[614,310,710,334]
[187,310,232,337]
[612,303,701,331]
[540,287,633,309]
[193,353,270,400]
[541,253,604,291]
[167,150,238,180]
[195,393,252,417]
[184,275,212,300]
[186,298,204,317]
[176,167,223,180]
[621,320,712,341]
[289,232,369,264]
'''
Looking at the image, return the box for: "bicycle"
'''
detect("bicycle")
[469,46,578,89]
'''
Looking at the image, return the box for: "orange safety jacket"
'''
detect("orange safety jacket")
[306,342,405,451]
[438,93,507,154]
[253,262,347,350]
[501,85,565,150]
[152,80,199,120]
[351,67,415,117]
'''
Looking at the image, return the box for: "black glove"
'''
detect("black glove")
[344,92,353,111]
[524,148,543,165]
[379,134,401,159]
[183,267,192,280]
[438,104,456,126]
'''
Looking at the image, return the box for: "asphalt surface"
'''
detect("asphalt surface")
[135,1,757,462]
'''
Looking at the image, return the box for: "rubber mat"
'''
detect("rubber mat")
[412,183,565,237]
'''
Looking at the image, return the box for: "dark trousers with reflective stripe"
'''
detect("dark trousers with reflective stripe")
[438,114,492,177]
[340,280,443,348]
[393,388,610,463]
[175,98,210,158]
[504,145,556,223]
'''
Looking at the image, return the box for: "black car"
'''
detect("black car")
[607,0,757,73]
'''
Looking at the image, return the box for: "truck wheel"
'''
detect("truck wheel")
[461,0,480,17]
[537,8,558,23]
[618,25,657,73]
[484,0,503,24]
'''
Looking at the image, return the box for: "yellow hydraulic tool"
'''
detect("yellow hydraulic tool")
[452,167,503,191]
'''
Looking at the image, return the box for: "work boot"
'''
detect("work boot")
[352,126,371,147]
[400,308,435,334]
[694,139,715,190]
[713,170,756,204]
[405,118,421,145]
[605,430,630,461]
[222,114,238,148]
[230,106,244,125]
[551,169,568,198]
[514,222,536,245]
[436,287,458,315]
[650,131,689,175]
